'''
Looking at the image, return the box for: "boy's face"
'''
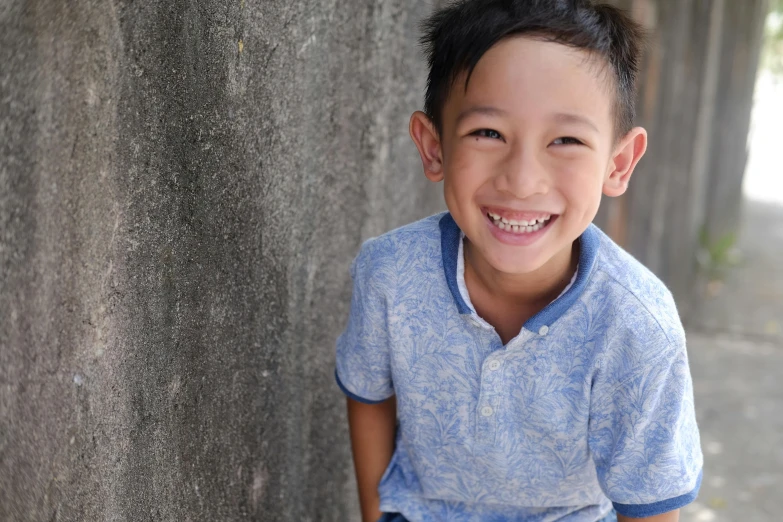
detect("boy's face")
[411,36,646,277]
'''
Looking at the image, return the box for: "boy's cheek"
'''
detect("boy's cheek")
[445,146,489,172]
[554,160,607,190]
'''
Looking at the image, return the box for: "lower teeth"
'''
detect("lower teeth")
[490,216,549,233]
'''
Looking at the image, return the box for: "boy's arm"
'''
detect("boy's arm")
[347,396,397,522]
[617,509,679,522]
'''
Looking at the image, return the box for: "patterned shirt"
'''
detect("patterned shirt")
[335,212,703,522]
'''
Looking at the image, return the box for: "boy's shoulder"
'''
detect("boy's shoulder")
[588,225,684,347]
[354,212,445,269]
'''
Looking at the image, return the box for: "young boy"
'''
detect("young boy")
[335,1,703,521]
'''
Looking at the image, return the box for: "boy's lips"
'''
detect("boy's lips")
[482,210,558,246]
[482,206,557,222]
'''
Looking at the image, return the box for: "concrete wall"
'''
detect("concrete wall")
[0,1,442,520]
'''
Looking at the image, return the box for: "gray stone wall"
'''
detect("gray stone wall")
[0,1,442,520]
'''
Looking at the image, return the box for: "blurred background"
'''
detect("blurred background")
[0,1,780,521]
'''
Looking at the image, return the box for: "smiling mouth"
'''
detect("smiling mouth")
[486,211,555,234]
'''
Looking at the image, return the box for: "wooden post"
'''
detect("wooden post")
[701,0,769,255]
[596,0,769,316]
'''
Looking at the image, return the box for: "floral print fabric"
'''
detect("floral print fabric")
[335,213,702,522]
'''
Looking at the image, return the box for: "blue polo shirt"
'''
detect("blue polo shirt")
[335,212,703,522]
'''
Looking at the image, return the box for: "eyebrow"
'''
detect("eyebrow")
[455,106,508,126]
[551,113,599,133]
[455,107,600,134]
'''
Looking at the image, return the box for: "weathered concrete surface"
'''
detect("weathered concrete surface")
[0,1,442,520]
[683,333,783,522]
[680,200,783,522]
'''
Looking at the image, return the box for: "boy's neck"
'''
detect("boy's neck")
[463,239,579,334]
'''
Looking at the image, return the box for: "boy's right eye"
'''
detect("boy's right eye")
[471,129,503,140]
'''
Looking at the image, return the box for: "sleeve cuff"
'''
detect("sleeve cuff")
[612,469,702,518]
[334,369,393,404]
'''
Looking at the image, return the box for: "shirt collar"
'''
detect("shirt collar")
[438,212,600,331]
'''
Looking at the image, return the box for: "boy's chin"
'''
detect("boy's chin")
[483,252,551,276]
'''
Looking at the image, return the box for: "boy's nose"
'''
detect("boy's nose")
[494,147,549,200]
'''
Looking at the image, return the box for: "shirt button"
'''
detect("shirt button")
[481,406,494,417]
[488,360,501,371]
[538,325,549,336]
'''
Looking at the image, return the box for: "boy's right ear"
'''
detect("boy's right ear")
[409,111,444,182]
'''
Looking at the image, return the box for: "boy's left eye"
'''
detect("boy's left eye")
[551,137,584,146]
[471,129,503,140]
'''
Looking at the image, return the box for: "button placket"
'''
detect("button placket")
[477,355,504,443]
[475,395,498,443]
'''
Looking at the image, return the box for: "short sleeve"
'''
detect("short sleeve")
[588,334,703,518]
[334,238,396,404]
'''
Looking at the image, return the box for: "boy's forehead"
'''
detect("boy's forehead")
[444,36,615,130]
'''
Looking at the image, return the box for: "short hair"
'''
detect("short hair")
[420,0,645,139]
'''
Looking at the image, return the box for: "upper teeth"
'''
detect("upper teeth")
[488,212,551,226]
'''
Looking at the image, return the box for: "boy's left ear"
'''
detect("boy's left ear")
[603,127,648,197]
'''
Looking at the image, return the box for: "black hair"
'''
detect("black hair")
[420,0,645,139]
